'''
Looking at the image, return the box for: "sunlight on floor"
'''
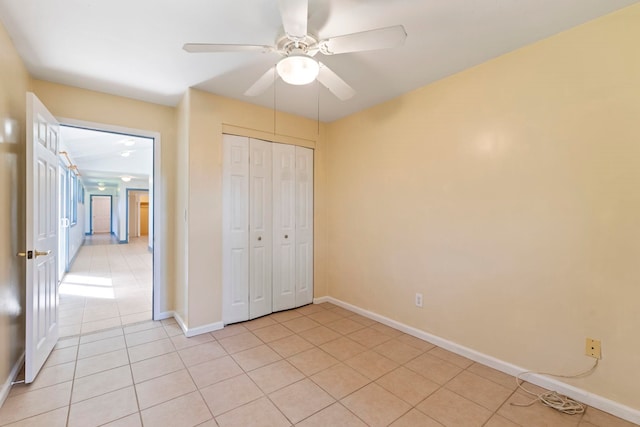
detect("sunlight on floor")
[62,273,113,287]
[59,282,115,299]
[58,236,152,336]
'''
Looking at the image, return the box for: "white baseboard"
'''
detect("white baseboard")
[173,312,224,338]
[314,296,640,425]
[0,352,24,408]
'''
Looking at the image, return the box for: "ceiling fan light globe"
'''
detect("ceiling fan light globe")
[277,54,319,85]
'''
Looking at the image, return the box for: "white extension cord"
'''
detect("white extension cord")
[511,359,599,415]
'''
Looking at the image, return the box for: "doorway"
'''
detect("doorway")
[56,120,163,336]
[91,195,112,234]
[126,189,150,246]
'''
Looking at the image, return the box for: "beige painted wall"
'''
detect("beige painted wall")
[174,92,190,322]
[31,80,178,314]
[176,88,327,328]
[326,4,640,409]
[0,21,30,398]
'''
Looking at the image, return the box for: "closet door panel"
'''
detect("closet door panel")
[222,135,250,324]
[272,143,296,311]
[295,146,314,306]
[249,139,272,319]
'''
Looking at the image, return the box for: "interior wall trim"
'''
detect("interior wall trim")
[222,124,316,149]
[313,296,640,425]
[173,313,224,338]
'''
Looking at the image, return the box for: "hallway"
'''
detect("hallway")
[58,235,153,337]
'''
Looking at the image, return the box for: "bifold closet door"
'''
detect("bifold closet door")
[272,144,296,311]
[248,139,272,319]
[222,135,249,324]
[295,146,314,306]
[273,144,314,311]
[223,135,273,323]
[224,135,313,323]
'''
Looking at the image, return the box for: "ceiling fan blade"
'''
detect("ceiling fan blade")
[244,66,278,97]
[183,43,273,53]
[278,0,308,40]
[317,62,355,101]
[319,25,407,55]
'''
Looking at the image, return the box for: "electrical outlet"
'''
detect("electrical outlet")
[415,293,423,308]
[585,338,602,359]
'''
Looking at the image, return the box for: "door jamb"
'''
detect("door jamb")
[58,163,70,276]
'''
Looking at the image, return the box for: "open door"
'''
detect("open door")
[23,92,60,383]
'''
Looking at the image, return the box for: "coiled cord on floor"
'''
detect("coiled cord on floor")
[511,359,599,415]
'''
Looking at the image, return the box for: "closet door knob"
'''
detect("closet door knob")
[284,235,288,239]
[257,236,262,241]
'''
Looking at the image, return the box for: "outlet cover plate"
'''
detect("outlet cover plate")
[585,338,602,359]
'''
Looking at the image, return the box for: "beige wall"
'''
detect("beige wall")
[176,88,327,328]
[326,4,640,409]
[174,92,190,322]
[31,80,178,314]
[0,21,30,398]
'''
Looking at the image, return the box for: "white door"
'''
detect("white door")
[25,92,60,383]
[249,139,272,319]
[222,135,250,323]
[295,146,314,306]
[92,196,111,233]
[272,143,297,311]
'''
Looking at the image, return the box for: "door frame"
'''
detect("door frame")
[89,194,113,235]
[125,188,149,244]
[58,163,70,279]
[57,117,164,321]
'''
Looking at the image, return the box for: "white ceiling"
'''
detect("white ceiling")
[60,126,153,191]
[1,0,638,122]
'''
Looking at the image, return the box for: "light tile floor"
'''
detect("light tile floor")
[58,235,152,337]
[2,303,636,427]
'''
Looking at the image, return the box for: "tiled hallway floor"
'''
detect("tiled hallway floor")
[58,235,152,337]
[1,303,634,427]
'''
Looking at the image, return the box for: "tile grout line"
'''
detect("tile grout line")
[124,323,145,427]
[179,332,216,426]
[64,339,81,426]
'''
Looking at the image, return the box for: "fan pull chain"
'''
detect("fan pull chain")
[273,67,277,136]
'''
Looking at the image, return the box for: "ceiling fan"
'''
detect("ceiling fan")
[183,0,407,101]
